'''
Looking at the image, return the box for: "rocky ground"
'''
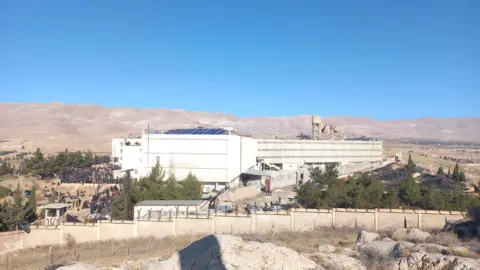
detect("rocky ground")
[56,226,480,270]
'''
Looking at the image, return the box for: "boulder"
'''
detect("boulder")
[318,244,336,254]
[396,251,480,270]
[120,258,164,270]
[410,243,448,254]
[56,263,113,270]
[356,229,379,245]
[382,237,394,242]
[358,240,415,258]
[443,219,479,239]
[467,207,480,221]
[358,240,399,257]
[391,242,413,258]
[407,228,432,242]
[160,234,317,270]
[392,228,432,242]
[392,228,408,241]
[337,247,360,257]
[311,253,365,270]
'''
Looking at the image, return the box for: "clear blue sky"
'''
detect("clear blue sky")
[1,1,478,119]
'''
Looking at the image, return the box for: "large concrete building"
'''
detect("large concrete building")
[112,125,384,192]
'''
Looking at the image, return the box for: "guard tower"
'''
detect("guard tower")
[312,115,323,140]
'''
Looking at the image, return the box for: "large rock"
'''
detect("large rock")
[310,253,365,270]
[160,234,317,270]
[358,240,415,257]
[396,251,480,270]
[56,263,113,270]
[318,244,336,254]
[392,228,432,242]
[467,207,480,221]
[443,219,479,239]
[356,229,380,245]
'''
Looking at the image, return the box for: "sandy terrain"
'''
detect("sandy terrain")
[385,143,480,185]
[0,102,479,153]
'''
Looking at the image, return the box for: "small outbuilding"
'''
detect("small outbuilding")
[134,200,207,220]
[39,203,70,225]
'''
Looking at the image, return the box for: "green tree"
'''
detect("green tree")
[436,166,444,176]
[11,183,25,225]
[406,153,416,173]
[0,158,14,175]
[161,175,182,200]
[111,171,136,220]
[24,183,37,222]
[447,168,452,178]
[399,177,421,207]
[452,162,460,181]
[459,171,466,182]
[137,160,166,200]
[382,189,399,208]
[0,201,14,231]
[180,172,203,200]
[420,186,446,210]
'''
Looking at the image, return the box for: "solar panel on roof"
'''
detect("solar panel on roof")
[163,128,228,135]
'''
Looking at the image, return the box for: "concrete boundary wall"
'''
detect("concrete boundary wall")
[0,208,466,252]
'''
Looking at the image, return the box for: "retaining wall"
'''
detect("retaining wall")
[0,208,465,252]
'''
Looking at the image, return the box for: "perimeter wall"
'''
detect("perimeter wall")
[0,208,465,252]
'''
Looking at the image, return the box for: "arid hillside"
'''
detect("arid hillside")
[0,102,479,152]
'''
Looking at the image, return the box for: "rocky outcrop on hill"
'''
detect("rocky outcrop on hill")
[160,234,317,270]
[58,234,317,270]
[57,230,480,270]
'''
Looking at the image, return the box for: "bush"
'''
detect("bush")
[0,186,11,199]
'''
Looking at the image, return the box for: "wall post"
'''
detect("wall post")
[250,213,256,233]
[133,220,138,238]
[60,221,64,245]
[172,216,177,236]
[290,209,295,230]
[418,212,422,230]
[97,220,101,241]
[210,215,215,234]
[331,209,336,227]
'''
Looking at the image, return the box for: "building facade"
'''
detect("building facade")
[257,139,383,171]
[112,128,384,191]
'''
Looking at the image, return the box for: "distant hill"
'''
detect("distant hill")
[0,102,478,152]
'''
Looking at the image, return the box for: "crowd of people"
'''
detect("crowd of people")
[85,185,122,220]
[58,166,117,184]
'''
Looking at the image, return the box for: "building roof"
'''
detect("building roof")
[135,200,205,207]
[164,128,228,135]
[40,203,70,209]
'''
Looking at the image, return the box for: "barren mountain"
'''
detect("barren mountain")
[0,102,478,152]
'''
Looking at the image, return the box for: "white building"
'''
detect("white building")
[257,139,383,171]
[113,128,384,191]
[114,128,258,191]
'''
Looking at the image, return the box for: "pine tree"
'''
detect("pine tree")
[161,175,182,200]
[436,166,444,176]
[24,183,37,222]
[111,171,136,220]
[447,168,452,178]
[452,162,460,181]
[399,177,421,207]
[459,171,466,182]
[11,183,24,225]
[406,153,416,173]
[181,172,203,200]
